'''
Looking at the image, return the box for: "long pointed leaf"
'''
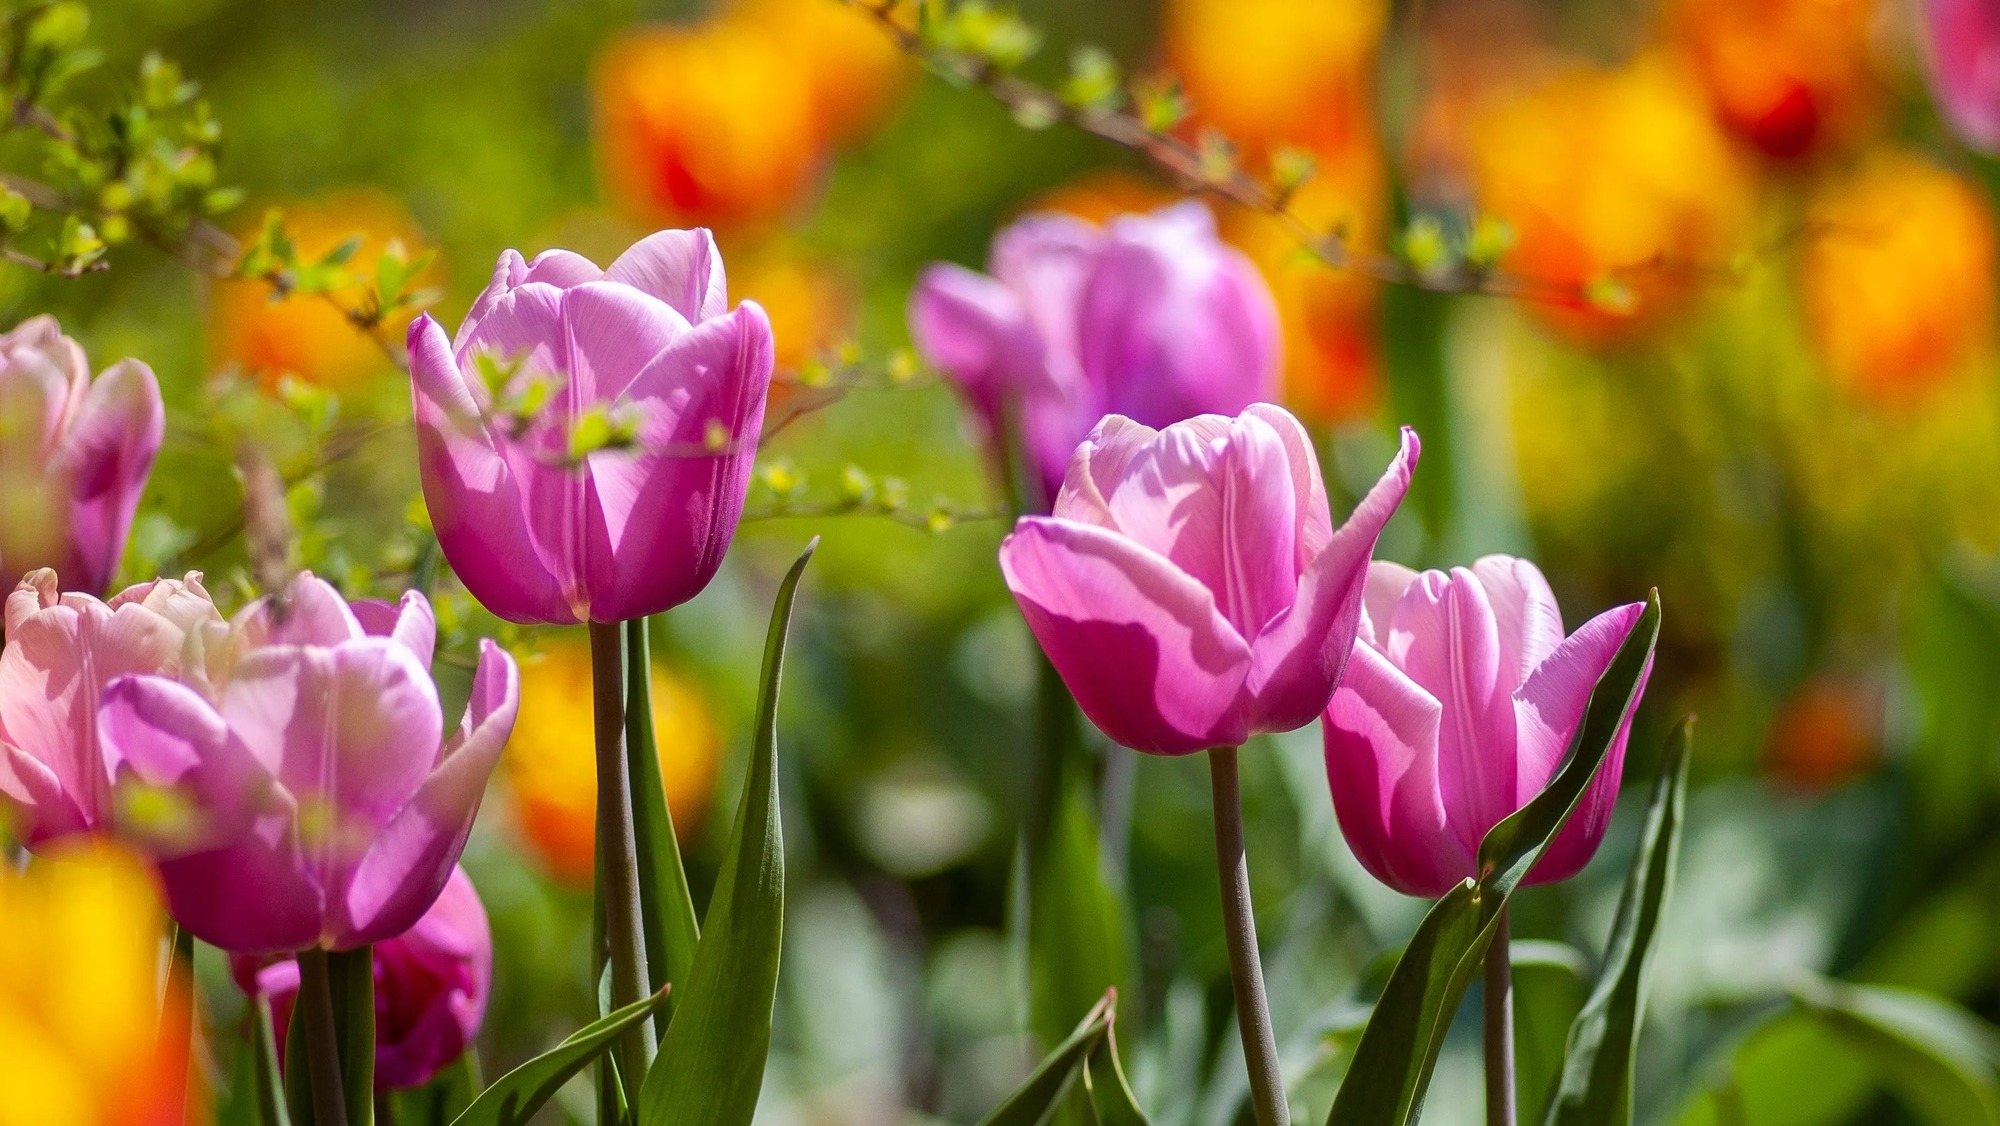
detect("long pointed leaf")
[624,613,702,1036]
[1545,718,1692,1126]
[979,994,1116,1126]
[1329,592,1662,1126]
[448,989,671,1126]
[638,539,816,1126]
[252,995,292,1126]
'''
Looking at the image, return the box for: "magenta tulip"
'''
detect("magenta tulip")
[999,407,1417,755]
[1925,0,2000,151]
[96,572,519,955]
[0,316,164,596]
[1323,557,1651,898]
[234,865,492,1089]
[910,201,1280,509]
[0,569,219,848]
[408,229,775,624]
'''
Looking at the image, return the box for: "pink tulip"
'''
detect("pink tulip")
[910,202,1280,509]
[96,572,520,954]
[999,407,1417,755]
[0,569,219,848]
[1925,0,2000,151]
[408,229,775,624]
[233,866,492,1090]
[1323,557,1651,898]
[0,316,164,596]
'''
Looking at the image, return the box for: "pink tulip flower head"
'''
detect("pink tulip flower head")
[0,569,219,849]
[1323,557,1651,898]
[0,316,165,595]
[409,229,775,624]
[1000,406,1418,755]
[910,201,1280,509]
[234,866,493,1090]
[96,573,520,955]
[1925,0,2000,151]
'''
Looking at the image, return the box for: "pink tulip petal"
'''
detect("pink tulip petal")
[374,867,491,1088]
[1001,517,1251,754]
[1359,561,1419,651]
[351,591,436,671]
[1049,414,1160,529]
[1241,403,1332,563]
[587,302,773,621]
[1215,411,1299,637]
[156,801,324,955]
[339,642,517,947]
[1323,644,1468,898]
[97,674,270,855]
[908,262,1041,418]
[521,249,605,290]
[221,642,442,873]
[1516,601,1649,885]
[0,738,87,843]
[1390,567,1516,855]
[1242,427,1418,733]
[234,574,365,650]
[604,228,729,323]
[1927,0,2000,152]
[456,250,532,350]
[48,359,162,595]
[558,281,692,404]
[988,211,1103,392]
[1471,555,1565,691]
[409,315,574,624]
[1092,416,1233,595]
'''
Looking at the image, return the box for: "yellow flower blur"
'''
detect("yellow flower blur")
[504,639,721,887]
[208,190,438,391]
[1472,55,1754,341]
[0,842,195,1126]
[1802,149,1996,403]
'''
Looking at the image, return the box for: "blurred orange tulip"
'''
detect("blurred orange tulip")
[0,841,198,1126]
[1802,149,1996,403]
[729,242,856,376]
[1163,0,1384,155]
[208,191,437,391]
[593,0,907,230]
[504,639,721,887]
[1471,55,1754,341]
[1672,0,1884,160]
[1163,0,1389,423]
[1765,675,1880,792]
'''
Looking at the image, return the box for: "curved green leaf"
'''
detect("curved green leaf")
[638,539,816,1126]
[1328,592,1662,1126]
[448,989,670,1126]
[624,613,701,1036]
[1545,716,1692,1126]
[1791,978,2000,1126]
[979,994,1115,1126]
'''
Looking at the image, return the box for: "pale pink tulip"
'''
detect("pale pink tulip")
[1000,407,1417,755]
[0,569,218,848]
[1324,557,1650,897]
[97,573,519,954]
[0,316,164,595]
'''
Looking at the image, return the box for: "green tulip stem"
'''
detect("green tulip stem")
[298,948,350,1126]
[590,619,656,1107]
[1207,745,1289,1126]
[1484,906,1517,1126]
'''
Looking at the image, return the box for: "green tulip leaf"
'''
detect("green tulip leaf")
[638,539,816,1126]
[448,988,669,1126]
[1791,978,2000,1126]
[1328,591,1661,1126]
[977,993,1116,1126]
[624,613,702,1036]
[251,994,292,1126]
[1545,716,1693,1126]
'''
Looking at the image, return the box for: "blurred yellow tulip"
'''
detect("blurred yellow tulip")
[0,841,198,1126]
[1802,149,1996,403]
[503,639,720,887]
[1163,0,1384,155]
[208,190,438,391]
